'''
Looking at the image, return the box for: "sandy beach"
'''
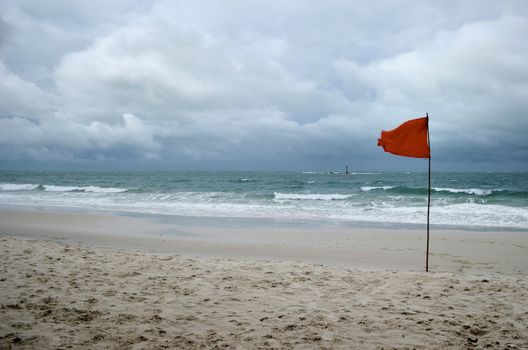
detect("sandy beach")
[1,209,528,349]
[2,0,528,348]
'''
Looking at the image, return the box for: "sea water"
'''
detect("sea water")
[0,171,527,230]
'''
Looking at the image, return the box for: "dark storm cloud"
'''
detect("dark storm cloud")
[0,0,527,170]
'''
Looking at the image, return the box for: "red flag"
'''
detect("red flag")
[377,117,430,158]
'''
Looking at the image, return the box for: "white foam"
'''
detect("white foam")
[273,192,354,201]
[0,183,39,191]
[321,202,528,229]
[1,187,526,230]
[42,185,128,193]
[360,186,394,191]
[433,188,493,196]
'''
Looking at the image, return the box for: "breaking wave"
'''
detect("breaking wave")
[361,185,527,198]
[0,183,40,191]
[273,192,355,201]
[41,185,128,193]
[0,183,128,193]
[361,186,394,191]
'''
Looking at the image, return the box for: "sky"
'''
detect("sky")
[0,0,527,171]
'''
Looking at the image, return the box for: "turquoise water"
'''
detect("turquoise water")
[0,171,527,230]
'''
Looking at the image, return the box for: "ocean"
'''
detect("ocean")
[0,171,527,230]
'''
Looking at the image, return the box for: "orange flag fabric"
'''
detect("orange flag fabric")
[377,117,430,158]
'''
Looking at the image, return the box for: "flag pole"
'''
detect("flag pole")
[426,113,431,272]
[377,114,432,271]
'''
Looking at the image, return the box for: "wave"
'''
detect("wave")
[42,185,128,193]
[363,186,491,196]
[0,183,40,191]
[361,186,394,191]
[361,185,527,197]
[434,188,528,198]
[1,182,129,193]
[326,203,528,229]
[433,187,492,196]
[273,192,354,201]
[2,191,525,229]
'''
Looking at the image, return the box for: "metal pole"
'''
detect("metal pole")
[426,113,431,272]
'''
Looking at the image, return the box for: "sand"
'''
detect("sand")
[1,209,528,349]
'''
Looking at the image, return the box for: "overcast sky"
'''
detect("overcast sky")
[1,1,527,171]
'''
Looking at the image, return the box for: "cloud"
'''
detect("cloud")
[0,113,161,161]
[0,62,53,118]
[335,14,528,163]
[0,1,527,170]
[53,19,348,125]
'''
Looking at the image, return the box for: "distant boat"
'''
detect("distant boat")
[329,165,350,175]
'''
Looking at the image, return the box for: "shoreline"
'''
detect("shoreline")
[1,208,527,274]
[2,202,528,233]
